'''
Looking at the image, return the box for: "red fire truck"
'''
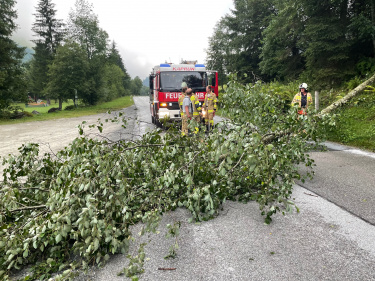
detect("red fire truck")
[149,62,218,126]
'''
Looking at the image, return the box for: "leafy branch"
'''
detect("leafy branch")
[0,76,333,280]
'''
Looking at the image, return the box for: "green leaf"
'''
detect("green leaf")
[56,234,62,243]
[23,250,29,258]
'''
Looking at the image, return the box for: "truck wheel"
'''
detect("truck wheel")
[155,118,162,128]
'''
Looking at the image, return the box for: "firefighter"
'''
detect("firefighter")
[181,89,193,136]
[179,82,187,118]
[292,83,313,115]
[190,88,202,123]
[203,85,218,131]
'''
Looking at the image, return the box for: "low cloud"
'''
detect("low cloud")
[118,46,154,80]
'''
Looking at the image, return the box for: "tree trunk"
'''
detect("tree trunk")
[59,98,63,110]
[319,72,375,115]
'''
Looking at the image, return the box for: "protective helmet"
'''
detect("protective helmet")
[181,82,187,88]
[299,83,308,90]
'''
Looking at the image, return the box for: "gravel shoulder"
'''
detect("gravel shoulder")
[0,105,139,159]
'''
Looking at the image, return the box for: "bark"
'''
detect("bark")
[319,72,375,115]
[10,205,46,213]
[59,98,63,110]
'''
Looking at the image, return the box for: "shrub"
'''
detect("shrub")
[0,106,32,119]
[48,107,60,113]
[64,105,75,111]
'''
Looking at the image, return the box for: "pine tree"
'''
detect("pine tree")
[0,0,26,113]
[347,0,375,76]
[30,0,64,97]
[260,0,305,80]
[299,0,353,87]
[32,0,64,54]
[206,0,275,83]
[107,41,131,92]
[206,21,230,87]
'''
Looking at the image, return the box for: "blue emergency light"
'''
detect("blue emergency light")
[195,64,205,67]
[160,64,171,67]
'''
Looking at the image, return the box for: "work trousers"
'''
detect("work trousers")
[205,111,214,126]
[181,115,189,136]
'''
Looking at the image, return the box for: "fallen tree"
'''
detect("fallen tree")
[0,75,333,280]
[320,72,375,115]
[261,72,375,144]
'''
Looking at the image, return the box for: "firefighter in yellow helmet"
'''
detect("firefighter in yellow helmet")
[190,88,201,123]
[203,85,218,131]
[179,82,187,119]
[292,82,313,115]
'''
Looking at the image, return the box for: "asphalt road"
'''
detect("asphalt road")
[2,97,374,281]
[299,142,375,225]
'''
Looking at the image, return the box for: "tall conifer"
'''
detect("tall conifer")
[0,0,26,112]
[30,0,64,96]
[107,41,131,91]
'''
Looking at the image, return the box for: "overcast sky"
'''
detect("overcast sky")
[12,0,234,80]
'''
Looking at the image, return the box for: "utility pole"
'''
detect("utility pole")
[315,91,319,111]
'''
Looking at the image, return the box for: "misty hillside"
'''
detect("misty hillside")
[22,47,34,63]
[143,77,149,87]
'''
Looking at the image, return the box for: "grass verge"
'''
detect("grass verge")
[326,104,375,152]
[322,88,375,152]
[0,96,134,125]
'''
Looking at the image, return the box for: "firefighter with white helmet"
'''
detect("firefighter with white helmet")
[292,82,313,115]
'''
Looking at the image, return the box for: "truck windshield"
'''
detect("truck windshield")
[160,71,207,91]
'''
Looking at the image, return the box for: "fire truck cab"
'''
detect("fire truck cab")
[149,62,218,126]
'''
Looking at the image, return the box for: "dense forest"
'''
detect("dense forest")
[2,0,375,117]
[0,0,143,118]
[206,0,375,89]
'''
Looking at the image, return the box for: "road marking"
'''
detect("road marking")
[346,149,375,159]
[295,185,375,258]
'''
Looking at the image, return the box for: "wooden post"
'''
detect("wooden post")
[315,91,319,111]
